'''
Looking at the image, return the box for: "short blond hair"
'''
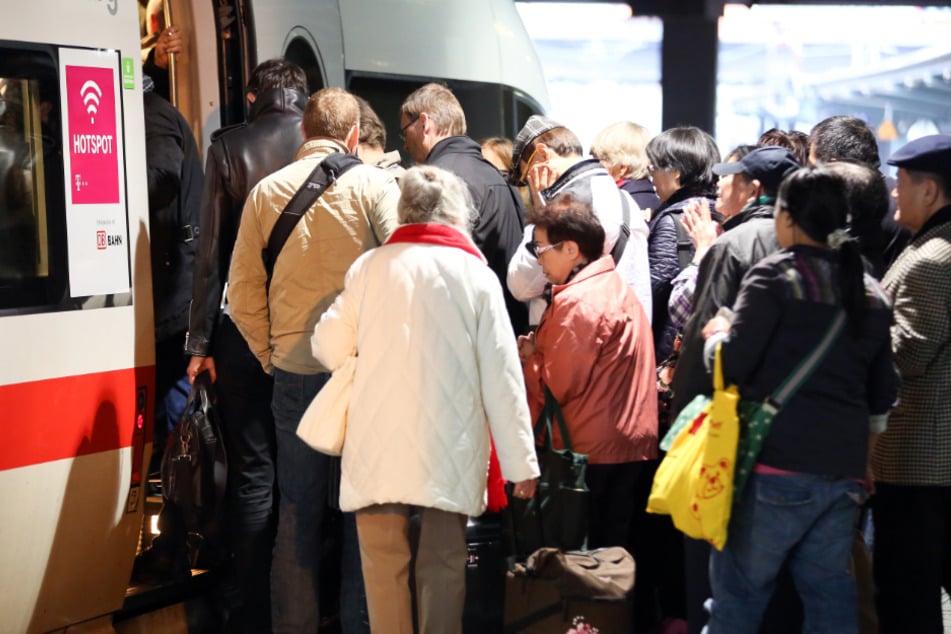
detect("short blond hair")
[303,87,359,141]
[400,83,466,137]
[590,121,652,180]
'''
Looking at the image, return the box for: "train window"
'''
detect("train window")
[348,74,542,160]
[0,46,67,312]
[285,37,325,94]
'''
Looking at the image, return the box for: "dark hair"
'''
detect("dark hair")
[809,116,881,169]
[526,193,605,261]
[758,128,809,166]
[246,59,307,95]
[725,144,757,163]
[826,161,889,226]
[777,166,867,334]
[646,126,720,195]
[355,96,386,149]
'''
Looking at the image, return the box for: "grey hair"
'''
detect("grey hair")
[397,165,477,234]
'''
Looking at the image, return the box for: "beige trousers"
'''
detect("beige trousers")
[355,503,467,634]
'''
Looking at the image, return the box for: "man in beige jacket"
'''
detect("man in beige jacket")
[228,87,399,633]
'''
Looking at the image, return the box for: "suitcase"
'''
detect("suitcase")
[463,513,508,633]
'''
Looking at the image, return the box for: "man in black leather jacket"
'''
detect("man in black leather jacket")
[184,59,307,634]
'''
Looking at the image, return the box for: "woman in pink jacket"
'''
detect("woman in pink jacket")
[518,193,659,548]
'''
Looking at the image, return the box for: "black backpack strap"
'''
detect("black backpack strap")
[609,191,631,265]
[262,152,363,289]
[671,211,694,271]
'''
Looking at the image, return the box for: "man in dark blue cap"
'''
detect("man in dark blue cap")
[872,133,951,634]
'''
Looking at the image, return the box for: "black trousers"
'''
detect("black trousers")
[873,482,951,634]
[586,461,642,549]
[214,314,276,632]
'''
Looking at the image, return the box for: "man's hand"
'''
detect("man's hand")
[187,355,217,384]
[153,26,182,70]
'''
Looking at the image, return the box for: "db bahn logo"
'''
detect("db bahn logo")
[96,229,122,250]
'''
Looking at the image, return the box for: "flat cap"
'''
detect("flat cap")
[712,146,800,192]
[510,115,564,181]
[887,134,951,174]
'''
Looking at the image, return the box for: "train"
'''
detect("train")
[0,0,548,631]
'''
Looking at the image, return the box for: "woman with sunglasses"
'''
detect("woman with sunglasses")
[517,193,658,550]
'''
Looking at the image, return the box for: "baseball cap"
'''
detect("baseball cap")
[712,146,800,192]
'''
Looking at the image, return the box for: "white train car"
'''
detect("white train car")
[0,0,547,631]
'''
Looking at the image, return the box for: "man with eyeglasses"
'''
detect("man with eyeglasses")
[506,115,652,327]
[399,83,528,335]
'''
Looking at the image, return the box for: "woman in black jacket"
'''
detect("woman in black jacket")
[645,126,720,361]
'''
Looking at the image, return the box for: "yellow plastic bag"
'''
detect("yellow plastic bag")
[646,343,739,550]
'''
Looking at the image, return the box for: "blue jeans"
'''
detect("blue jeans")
[707,473,866,634]
[270,369,368,634]
[271,369,331,633]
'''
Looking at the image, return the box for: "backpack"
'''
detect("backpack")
[160,370,227,536]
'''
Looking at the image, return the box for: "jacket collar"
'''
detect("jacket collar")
[550,255,615,296]
[541,158,606,201]
[295,138,351,161]
[426,135,481,163]
[914,204,951,239]
[249,87,308,120]
[723,201,774,232]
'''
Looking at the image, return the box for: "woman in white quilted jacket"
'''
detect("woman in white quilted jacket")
[311,165,540,634]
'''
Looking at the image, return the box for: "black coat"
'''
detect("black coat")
[427,136,529,335]
[670,202,779,414]
[185,87,308,356]
[144,89,203,343]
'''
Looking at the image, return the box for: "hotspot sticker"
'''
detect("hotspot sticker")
[65,65,119,205]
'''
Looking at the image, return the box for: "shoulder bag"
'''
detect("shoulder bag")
[505,387,589,560]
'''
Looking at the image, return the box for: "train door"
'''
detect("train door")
[0,1,153,632]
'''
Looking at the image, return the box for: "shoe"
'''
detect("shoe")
[131,544,191,585]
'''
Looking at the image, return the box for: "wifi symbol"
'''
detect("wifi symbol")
[80,80,102,124]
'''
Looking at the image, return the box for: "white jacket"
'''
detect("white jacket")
[507,161,652,325]
[311,240,540,515]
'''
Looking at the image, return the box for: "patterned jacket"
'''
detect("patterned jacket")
[873,207,951,486]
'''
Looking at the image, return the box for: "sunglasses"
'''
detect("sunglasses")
[525,240,562,259]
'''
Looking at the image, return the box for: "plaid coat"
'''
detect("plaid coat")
[874,209,951,486]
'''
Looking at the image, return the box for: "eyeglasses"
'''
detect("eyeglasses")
[525,240,562,259]
[399,115,420,141]
[514,147,539,186]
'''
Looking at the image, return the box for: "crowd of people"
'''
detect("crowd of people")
[137,38,951,634]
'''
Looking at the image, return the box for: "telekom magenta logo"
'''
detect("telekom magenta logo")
[66,65,119,205]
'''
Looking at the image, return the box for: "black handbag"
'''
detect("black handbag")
[505,387,589,560]
[160,370,227,536]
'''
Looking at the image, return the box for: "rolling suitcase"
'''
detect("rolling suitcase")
[463,513,508,633]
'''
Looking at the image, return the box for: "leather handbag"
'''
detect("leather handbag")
[506,387,589,560]
[161,370,227,535]
[296,354,356,456]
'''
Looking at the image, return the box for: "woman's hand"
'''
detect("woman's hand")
[702,315,731,340]
[517,331,536,360]
[511,478,538,499]
[682,197,720,264]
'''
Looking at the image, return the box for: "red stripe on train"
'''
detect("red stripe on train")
[0,366,155,472]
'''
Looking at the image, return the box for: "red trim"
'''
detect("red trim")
[0,366,155,472]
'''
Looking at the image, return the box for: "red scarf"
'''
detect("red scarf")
[385,223,508,512]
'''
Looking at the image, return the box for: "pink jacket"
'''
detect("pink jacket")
[523,256,658,465]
